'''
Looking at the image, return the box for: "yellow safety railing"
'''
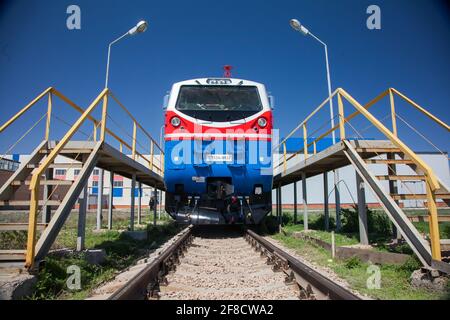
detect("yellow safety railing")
[274,87,449,261]
[0,87,164,268]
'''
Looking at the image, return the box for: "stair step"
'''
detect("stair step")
[0,223,47,231]
[40,148,93,154]
[0,250,26,261]
[391,194,450,200]
[11,180,73,186]
[376,175,426,181]
[0,200,61,206]
[365,159,415,165]
[27,163,83,169]
[356,147,402,153]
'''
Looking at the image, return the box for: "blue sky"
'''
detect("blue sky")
[0,0,449,155]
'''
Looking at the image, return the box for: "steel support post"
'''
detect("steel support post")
[356,172,369,245]
[301,172,308,231]
[334,169,342,231]
[42,168,53,224]
[278,184,282,226]
[158,189,162,220]
[108,171,114,230]
[96,168,104,230]
[153,186,157,226]
[137,182,142,225]
[130,173,136,231]
[77,185,88,251]
[293,181,298,224]
[274,188,278,218]
[387,153,402,240]
[323,172,330,231]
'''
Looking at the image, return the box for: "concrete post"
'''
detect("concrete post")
[96,168,104,230]
[293,182,298,224]
[77,185,88,251]
[301,172,308,231]
[42,168,53,224]
[130,173,136,231]
[108,171,114,230]
[137,182,142,225]
[153,186,157,226]
[356,172,369,245]
[334,169,342,231]
[323,172,329,231]
[387,153,402,240]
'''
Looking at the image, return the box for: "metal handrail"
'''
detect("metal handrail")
[16,87,164,268]
[274,87,446,261]
[275,88,449,176]
[390,88,450,132]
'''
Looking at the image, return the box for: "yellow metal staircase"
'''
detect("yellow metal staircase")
[0,88,164,270]
[274,88,450,272]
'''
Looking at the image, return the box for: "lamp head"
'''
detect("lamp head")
[289,19,309,35]
[128,20,148,35]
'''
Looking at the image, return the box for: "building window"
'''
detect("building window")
[55,169,66,176]
[113,181,123,187]
[92,181,99,187]
[74,169,80,176]
[93,169,99,176]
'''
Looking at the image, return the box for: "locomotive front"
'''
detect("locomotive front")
[163,78,273,224]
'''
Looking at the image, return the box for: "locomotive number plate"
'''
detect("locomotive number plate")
[205,154,233,162]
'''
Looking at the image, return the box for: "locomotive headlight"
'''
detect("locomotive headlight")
[171,116,181,127]
[257,117,267,128]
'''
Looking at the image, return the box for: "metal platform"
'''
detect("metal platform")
[47,141,164,190]
[274,140,397,186]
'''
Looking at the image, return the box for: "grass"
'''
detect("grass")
[272,231,449,300]
[266,208,450,300]
[282,224,360,246]
[3,209,183,300]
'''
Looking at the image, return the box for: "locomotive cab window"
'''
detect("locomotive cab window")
[175,85,263,122]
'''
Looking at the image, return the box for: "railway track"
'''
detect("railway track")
[107,225,361,300]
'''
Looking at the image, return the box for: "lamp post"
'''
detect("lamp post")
[289,18,342,230]
[97,20,148,230]
[105,20,148,88]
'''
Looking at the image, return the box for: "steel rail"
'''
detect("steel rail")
[246,229,361,300]
[108,225,194,300]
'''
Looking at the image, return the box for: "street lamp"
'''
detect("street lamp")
[104,20,148,88]
[97,20,148,231]
[289,18,335,144]
[289,18,341,230]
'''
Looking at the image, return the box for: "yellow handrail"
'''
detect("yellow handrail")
[274,87,444,261]
[275,87,448,173]
[0,87,53,134]
[338,88,440,190]
[22,87,165,268]
[25,89,108,267]
[390,88,450,131]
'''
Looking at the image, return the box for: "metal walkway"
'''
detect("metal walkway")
[0,88,164,269]
[273,88,450,272]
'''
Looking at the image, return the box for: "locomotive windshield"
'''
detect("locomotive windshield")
[175,85,263,122]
